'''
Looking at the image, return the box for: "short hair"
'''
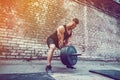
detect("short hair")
[72,18,79,24]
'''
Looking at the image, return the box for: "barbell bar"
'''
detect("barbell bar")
[0,53,81,60]
[0,45,81,66]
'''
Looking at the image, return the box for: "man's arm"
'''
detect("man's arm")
[64,35,72,46]
[57,26,65,48]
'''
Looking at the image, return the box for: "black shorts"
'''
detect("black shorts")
[47,37,59,49]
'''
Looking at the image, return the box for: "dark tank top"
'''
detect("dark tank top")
[49,25,72,48]
[63,25,72,40]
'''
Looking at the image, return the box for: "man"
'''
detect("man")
[46,18,79,73]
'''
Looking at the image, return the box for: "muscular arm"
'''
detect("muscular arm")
[64,35,72,46]
[57,26,65,48]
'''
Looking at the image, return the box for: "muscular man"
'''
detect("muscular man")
[46,18,79,73]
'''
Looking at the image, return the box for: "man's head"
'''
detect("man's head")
[72,18,79,24]
[69,18,79,29]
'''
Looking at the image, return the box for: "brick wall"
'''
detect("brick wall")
[0,26,60,59]
[70,0,120,60]
[0,0,120,61]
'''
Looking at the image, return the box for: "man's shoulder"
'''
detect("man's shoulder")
[57,25,65,32]
[58,25,64,28]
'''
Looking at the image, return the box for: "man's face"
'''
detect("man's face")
[71,22,78,29]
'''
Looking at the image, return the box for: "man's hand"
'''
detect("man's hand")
[59,40,63,49]
[59,40,69,49]
[63,40,69,46]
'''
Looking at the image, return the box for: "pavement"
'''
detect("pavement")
[0,60,120,80]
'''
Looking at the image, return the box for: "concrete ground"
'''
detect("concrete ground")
[0,60,120,80]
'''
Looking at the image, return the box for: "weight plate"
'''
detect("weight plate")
[60,46,69,65]
[67,46,77,66]
[60,45,78,66]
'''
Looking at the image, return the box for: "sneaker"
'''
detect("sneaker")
[45,65,53,73]
[66,65,76,69]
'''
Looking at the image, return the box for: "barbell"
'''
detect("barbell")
[1,45,81,66]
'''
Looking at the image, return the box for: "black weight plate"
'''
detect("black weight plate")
[67,46,77,66]
[60,46,70,65]
[60,46,78,66]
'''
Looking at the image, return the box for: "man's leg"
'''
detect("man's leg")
[46,44,56,73]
